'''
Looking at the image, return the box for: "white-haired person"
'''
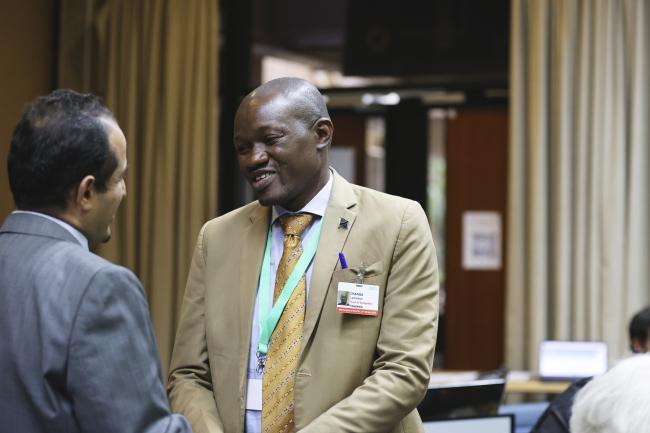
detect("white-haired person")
[570,354,650,433]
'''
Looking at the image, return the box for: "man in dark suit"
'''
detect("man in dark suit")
[0,89,192,433]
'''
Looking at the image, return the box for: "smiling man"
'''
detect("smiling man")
[168,77,439,433]
[0,89,192,433]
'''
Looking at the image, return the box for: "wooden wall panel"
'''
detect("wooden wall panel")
[0,0,56,220]
[445,108,508,370]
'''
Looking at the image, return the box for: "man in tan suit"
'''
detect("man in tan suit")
[168,77,439,433]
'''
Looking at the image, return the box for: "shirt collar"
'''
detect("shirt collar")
[12,210,89,250]
[272,170,333,222]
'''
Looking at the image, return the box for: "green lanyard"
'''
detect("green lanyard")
[257,217,322,359]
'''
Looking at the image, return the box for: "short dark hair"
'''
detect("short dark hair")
[7,89,118,211]
[629,306,650,352]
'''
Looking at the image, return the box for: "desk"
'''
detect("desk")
[429,370,571,395]
[505,379,570,394]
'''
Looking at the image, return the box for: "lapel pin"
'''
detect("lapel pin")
[338,217,349,230]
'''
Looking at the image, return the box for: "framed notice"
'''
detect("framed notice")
[462,211,502,270]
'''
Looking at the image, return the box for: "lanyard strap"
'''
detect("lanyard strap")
[257,217,322,355]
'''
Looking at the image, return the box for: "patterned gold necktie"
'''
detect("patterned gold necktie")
[262,213,314,433]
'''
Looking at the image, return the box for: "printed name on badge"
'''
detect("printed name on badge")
[336,282,379,316]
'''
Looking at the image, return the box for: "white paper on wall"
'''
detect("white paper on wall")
[462,211,502,270]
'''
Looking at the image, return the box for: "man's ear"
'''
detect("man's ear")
[313,118,333,150]
[642,335,650,353]
[75,175,97,211]
[631,338,645,353]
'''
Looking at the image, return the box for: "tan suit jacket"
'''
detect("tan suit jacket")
[168,171,439,433]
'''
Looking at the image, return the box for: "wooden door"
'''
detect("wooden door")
[444,108,508,370]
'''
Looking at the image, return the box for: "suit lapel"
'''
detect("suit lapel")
[300,172,358,360]
[238,203,270,421]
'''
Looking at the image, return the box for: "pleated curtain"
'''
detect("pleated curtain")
[507,0,650,370]
[59,0,219,374]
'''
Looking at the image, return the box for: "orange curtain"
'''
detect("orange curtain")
[59,0,219,374]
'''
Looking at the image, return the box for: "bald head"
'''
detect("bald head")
[241,77,330,128]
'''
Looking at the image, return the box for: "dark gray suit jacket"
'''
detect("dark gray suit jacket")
[0,212,192,433]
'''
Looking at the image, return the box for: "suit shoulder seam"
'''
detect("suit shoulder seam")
[391,201,416,263]
[198,223,208,265]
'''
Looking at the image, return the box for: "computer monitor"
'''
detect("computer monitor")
[417,378,506,421]
[423,414,514,433]
[538,340,608,381]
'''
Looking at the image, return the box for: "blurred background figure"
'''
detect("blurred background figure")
[570,354,650,433]
[528,307,650,433]
[629,307,650,354]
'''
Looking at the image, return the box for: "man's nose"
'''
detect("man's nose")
[250,143,269,165]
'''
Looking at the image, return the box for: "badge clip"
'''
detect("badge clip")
[356,262,367,285]
[256,351,266,374]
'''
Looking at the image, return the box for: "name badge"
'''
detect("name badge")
[245,378,262,410]
[336,282,379,316]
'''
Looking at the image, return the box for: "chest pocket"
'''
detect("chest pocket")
[326,259,386,332]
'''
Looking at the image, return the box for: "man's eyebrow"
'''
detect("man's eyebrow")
[234,125,286,141]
